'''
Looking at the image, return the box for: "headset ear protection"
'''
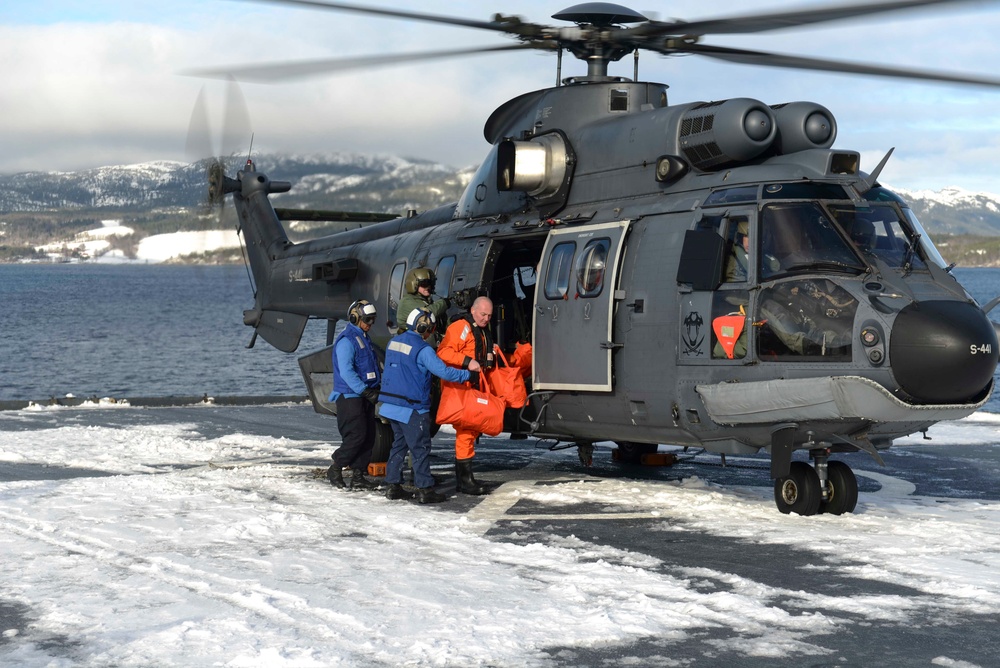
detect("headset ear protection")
[406,308,435,334]
[348,299,376,326]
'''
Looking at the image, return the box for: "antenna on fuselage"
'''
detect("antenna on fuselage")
[857,147,895,194]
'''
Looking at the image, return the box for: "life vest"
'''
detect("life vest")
[380,330,433,412]
[331,323,381,396]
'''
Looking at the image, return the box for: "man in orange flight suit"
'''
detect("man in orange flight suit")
[437,295,495,495]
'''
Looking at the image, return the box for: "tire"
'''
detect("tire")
[371,419,393,463]
[820,460,859,515]
[615,441,658,464]
[774,461,822,516]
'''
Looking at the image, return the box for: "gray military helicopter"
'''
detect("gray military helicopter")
[190,0,1000,515]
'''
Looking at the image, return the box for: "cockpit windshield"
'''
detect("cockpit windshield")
[827,203,927,271]
[759,202,865,280]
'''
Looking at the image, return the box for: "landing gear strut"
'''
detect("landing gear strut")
[773,448,858,516]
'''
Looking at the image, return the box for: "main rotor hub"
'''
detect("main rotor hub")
[552,2,647,27]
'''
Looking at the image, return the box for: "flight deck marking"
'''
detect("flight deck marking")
[463,466,666,535]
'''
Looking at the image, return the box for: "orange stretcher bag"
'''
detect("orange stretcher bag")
[435,381,505,436]
[486,346,528,409]
[510,341,532,379]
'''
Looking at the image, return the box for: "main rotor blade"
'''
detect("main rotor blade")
[236,0,516,34]
[182,44,537,83]
[632,0,980,38]
[682,43,1000,88]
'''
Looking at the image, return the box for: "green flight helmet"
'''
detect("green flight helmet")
[404,267,435,295]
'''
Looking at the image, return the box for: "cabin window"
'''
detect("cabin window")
[388,262,406,326]
[575,238,610,298]
[435,255,456,297]
[544,242,575,300]
[756,279,856,361]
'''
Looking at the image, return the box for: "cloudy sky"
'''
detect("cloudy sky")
[2,0,1000,191]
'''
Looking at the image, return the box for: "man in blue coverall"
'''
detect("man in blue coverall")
[378,308,480,504]
[328,299,382,490]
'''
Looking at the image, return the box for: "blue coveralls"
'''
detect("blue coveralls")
[378,329,470,489]
[329,322,381,472]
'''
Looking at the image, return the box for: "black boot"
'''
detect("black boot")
[455,459,489,495]
[327,465,346,489]
[415,487,447,504]
[385,483,414,500]
[350,469,378,491]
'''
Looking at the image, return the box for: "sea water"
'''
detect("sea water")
[2,264,999,410]
[0,263,327,401]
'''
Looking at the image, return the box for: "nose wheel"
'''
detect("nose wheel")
[773,455,858,516]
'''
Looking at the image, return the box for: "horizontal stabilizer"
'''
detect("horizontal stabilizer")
[254,310,309,353]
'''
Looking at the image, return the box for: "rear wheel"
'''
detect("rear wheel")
[820,460,858,515]
[774,461,822,516]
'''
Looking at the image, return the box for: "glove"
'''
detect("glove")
[361,386,379,405]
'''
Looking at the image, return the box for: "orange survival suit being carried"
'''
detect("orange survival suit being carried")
[436,296,495,496]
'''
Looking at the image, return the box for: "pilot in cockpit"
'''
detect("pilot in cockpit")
[847,218,877,254]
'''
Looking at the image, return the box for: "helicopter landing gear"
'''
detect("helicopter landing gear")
[820,460,859,515]
[773,450,858,516]
[774,461,822,515]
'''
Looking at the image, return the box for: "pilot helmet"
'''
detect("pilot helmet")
[406,308,436,335]
[735,219,749,245]
[348,299,377,326]
[851,219,876,249]
[404,267,436,295]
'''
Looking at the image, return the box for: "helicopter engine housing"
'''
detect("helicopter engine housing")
[497,131,571,199]
[677,97,777,171]
[771,101,837,154]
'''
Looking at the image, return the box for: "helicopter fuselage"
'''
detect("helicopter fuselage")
[228,78,999,514]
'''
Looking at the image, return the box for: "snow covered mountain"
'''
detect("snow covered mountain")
[891,186,1000,236]
[0,153,471,214]
[3,156,1000,264]
[3,157,999,235]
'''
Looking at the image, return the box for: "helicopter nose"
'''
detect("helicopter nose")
[889,300,999,404]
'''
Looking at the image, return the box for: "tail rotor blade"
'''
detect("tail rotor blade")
[222,78,252,170]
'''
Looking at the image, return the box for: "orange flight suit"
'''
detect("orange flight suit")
[436,315,492,460]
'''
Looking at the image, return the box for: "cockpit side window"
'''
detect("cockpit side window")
[723,216,750,283]
[903,209,946,270]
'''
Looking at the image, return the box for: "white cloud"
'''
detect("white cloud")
[2,0,1000,191]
